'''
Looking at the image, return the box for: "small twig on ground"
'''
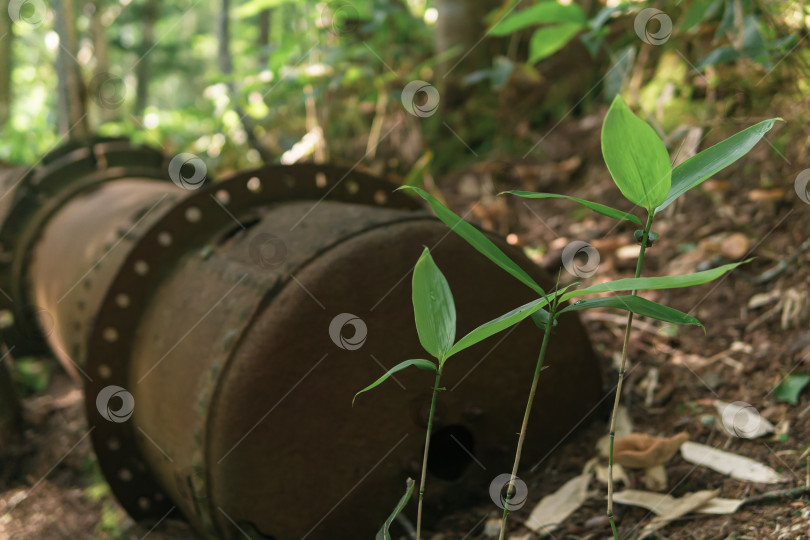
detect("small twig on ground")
[740,486,810,507]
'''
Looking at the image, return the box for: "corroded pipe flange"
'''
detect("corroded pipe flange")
[0,138,184,357]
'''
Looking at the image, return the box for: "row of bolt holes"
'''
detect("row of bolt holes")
[95,173,387,380]
[107,436,164,512]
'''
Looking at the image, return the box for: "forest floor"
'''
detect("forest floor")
[1,101,808,539]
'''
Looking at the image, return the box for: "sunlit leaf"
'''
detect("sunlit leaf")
[503,191,642,225]
[399,187,544,295]
[489,2,586,36]
[529,23,583,63]
[376,478,415,540]
[560,296,703,329]
[601,95,671,211]
[353,359,437,404]
[655,119,780,213]
[561,260,748,301]
[412,248,456,360]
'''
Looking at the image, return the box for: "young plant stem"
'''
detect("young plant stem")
[606,212,654,539]
[416,365,443,540]
[498,300,558,540]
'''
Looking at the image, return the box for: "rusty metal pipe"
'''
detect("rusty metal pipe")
[0,139,602,539]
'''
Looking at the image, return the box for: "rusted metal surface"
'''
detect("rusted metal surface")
[3,140,602,539]
[0,139,178,357]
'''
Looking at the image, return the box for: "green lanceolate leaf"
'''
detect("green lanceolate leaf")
[503,191,643,225]
[399,186,544,295]
[412,248,456,360]
[561,260,749,302]
[376,477,416,540]
[560,295,703,329]
[489,1,586,36]
[601,95,671,211]
[353,359,437,404]
[446,285,574,359]
[655,118,781,213]
[529,23,583,63]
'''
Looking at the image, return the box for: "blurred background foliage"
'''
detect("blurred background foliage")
[0,0,807,178]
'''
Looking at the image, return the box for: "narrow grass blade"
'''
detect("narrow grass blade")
[561,260,749,302]
[559,295,703,329]
[353,359,437,404]
[376,478,416,540]
[446,286,573,358]
[399,186,544,295]
[503,191,642,225]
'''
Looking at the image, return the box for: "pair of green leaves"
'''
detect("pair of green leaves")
[353,246,565,403]
[513,96,778,222]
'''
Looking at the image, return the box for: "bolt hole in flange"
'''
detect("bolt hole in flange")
[426,425,475,481]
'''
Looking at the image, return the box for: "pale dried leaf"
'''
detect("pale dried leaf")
[642,490,719,536]
[714,400,774,439]
[613,489,743,515]
[680,441,790,484]
[584,457,629,486]
[525,473,591,533]
[643,464,667,491]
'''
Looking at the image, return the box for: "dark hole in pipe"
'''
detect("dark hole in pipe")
[426,425,475,481]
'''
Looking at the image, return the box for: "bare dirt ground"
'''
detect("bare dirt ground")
[1,100,808,539]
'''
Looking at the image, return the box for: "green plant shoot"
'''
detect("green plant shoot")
[501,95,777,538]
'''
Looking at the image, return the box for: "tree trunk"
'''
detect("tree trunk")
[257,9,271,69]
[0,0,13,128]
[218,0,273,162]
[0,348,20,448]
[91,0,114,122]
[53,0,89,138]
[134,0,158,117]
[434,0,500,107]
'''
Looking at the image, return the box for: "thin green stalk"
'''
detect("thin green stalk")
[498,299,557,540]
[416,366,443,540]
[606,212,654,538]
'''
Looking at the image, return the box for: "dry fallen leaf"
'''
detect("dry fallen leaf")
[584,457,629,486]
[642,490,719,536]
[680,441,790,484]
[613,432,690,468]
[612,489,744,515]
[643,464,667,491]
[525,473,591,533]
[714,400,774,439]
